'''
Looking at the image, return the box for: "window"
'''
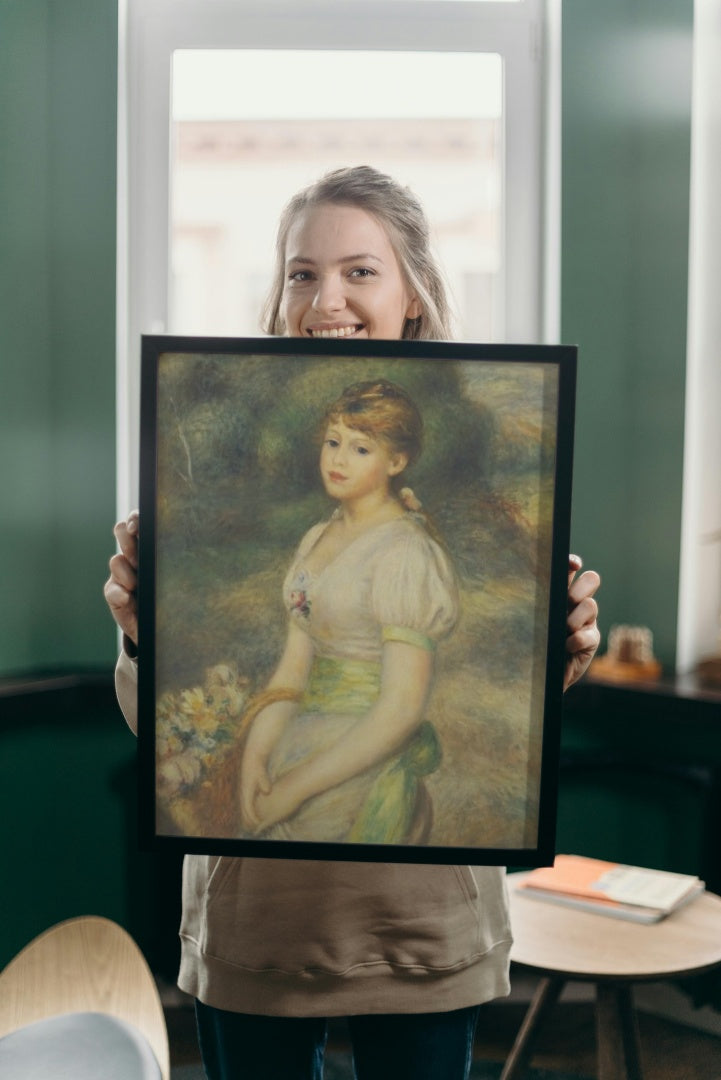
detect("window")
[117,0,557,510]
[169,49,503,340]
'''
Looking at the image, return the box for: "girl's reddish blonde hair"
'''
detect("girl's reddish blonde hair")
[323,380,423,471]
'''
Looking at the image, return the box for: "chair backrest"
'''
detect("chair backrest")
[0,915,170,1080]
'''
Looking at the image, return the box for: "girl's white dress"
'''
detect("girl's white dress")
[264,512,459,845]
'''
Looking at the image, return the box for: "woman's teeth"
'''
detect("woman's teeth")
[310,326,360,338]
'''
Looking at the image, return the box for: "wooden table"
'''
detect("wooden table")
[502,873,721,1080]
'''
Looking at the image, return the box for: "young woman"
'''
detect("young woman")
[106,166,601,1080]
[239,379,457,845]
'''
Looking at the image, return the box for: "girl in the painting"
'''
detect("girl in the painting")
[238,379,458,845]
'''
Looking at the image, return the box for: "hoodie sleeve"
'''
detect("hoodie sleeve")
[115,644,139,736]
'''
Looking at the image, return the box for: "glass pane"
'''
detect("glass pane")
[170,50,503,341]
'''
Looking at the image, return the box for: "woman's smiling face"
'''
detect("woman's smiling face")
[281,203,421,340]
[320,419,406,505]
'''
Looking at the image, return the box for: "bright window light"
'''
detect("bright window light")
[172,50,502,121]
[170,50,504,341]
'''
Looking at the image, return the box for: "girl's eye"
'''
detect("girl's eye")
[326,438,339,449]
[349,267,375,279]
[355,445,371,456]
[288,269,313,283]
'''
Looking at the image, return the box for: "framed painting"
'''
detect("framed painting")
[137,335,576,865]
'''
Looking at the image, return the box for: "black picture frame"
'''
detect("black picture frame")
[138,335,576,865]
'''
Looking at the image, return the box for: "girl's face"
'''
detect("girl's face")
[320,419,407,505]
[281,203,421,340]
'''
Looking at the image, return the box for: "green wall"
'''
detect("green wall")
[0,0,132,969]
[0,684,184,973]
[0,0,118,676]
[562,0,693,669]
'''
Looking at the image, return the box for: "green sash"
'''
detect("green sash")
[302,655,441,844]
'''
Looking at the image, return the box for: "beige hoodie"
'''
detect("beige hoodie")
[116,650,512,1016]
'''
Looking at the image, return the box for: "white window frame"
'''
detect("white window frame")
[116,0,559,512]
[676,0,721,674]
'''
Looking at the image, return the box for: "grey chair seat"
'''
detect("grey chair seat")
[0,1011,162,1079]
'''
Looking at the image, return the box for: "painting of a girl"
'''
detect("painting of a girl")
[238,378,458,845]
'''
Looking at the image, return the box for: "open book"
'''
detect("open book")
[516,854,705,923]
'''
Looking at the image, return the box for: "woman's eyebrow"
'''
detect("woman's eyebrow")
[339,253,384,265]
[286,253,384,266]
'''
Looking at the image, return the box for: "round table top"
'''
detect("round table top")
[508,871,721,981]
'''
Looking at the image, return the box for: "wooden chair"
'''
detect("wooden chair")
[0,915,170,1079]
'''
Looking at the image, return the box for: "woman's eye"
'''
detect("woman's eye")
[349,267,374,279]
[288,269,313,283]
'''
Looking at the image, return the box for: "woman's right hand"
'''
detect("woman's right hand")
[104,510,139,646]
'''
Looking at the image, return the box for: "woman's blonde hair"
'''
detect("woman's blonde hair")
[262,165,454,341]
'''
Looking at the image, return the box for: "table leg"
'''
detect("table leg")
[596,982,643,1080]
[499,976,565,1080]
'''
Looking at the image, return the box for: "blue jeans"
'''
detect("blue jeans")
[195,1000,481,1080]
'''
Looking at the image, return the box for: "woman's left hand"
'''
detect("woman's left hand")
[564,554,601,691]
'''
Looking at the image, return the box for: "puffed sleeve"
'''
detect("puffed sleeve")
[371,518,459,650]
